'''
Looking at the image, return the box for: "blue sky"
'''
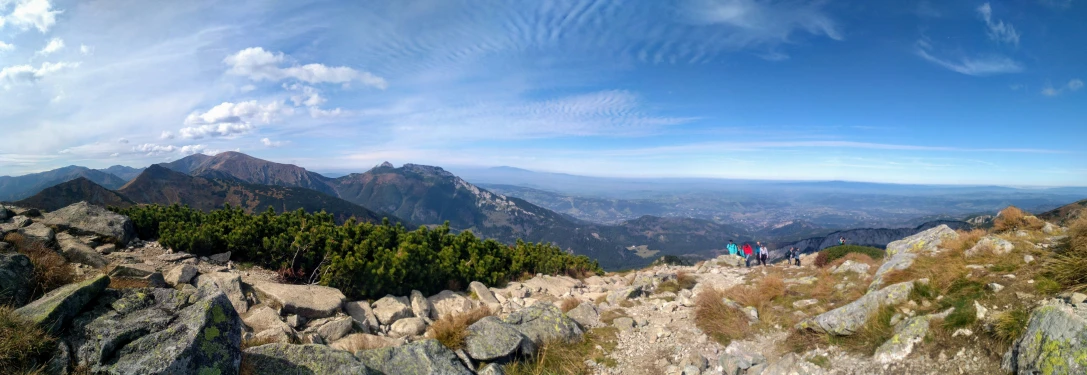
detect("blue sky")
[0,0,1084,186]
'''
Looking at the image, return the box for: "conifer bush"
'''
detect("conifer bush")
[113,204,602,299]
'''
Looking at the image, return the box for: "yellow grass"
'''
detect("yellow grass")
[694,288,752,346]
[427,306,493,350]
[560,297,581,313]
[3,233,74,300]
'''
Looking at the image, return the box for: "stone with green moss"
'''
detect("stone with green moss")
[795,281,913,336]
[356,339,473,375]
[1003,300,1087,374]
[465,316,532,361]
[243,343,376,374]
[15,274,109,335]
[502,301,583,346]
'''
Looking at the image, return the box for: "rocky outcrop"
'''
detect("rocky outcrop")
[869,225,958,291]
[197,272,249,314]
[252,281,345,319]
[796,281,913,335]
[41,202,136,245]
[1003,298,1087,374]
[56,233,108,268]
[832,260,870,275]
[356,339,473,375]
[243,343,377,374]
[502,302,583,346]
[0,252,34,307]
[566,302,603,328]
[15,274,109,334]
[965,235,1014,257]
[19,222,55,244]
[465,316,532,362]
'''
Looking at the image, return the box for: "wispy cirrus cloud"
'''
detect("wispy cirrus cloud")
[977,3,1019,47]
[1042,79,1084,97]
[915,39,1022,76]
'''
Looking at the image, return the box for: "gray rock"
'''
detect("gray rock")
[873,308,953,363]
[680,352,708,372]
[465,316,531,361]
[796,281,913,335]
[989,283,1005,292]
[832,260,870,275]
[682,365,701,375]
[66,289,177,368]
[1003,299,1087,374]
[18,222,55,244]
[965,235,1015,257]
[158,252,195,262]
[344,300,378,333]
[606,285,643,305]
[252,327,293,344]
[46,339,70,375]
[784,276,818,285]
[285,314,304,329]
[410,290,433,321]
[0,241,10,252]
[428,290,474,320]
[56,233,108,268]
[372,295,413,325]
[109,263,157,278]
[761,353,825,375]
[41,202,136,245]
[478,363,506,375]
[566,302,602,328]
[869,226,958,292]
[165,264,199,286]
[307,315,355,343]
[243,343,376,374]
[1072,293,1087,305]
[389,316,427,338]
[15,274,109,335]
[95,244,116,255]
[503,301,583,346]
[251,281,345,319]
[0,252,34,307]
[356,339,473,375]
[793,299,819,309]
[243,305,292,335]
[208,251,231,264]
[743,306,759,322]
[470,281,502,311]
[197,272,249,314]
[0,207,11,221]
[330,333,405,352]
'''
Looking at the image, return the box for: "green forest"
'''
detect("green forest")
[112,204,602,299]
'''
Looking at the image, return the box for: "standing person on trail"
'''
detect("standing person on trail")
[758,242,769,266]
[742,242,753,267]
[727,240,739,256]
[839,236,846,246]
[792,247,801,266]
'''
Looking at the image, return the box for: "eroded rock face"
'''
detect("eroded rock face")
[42,202,136,245]
[15,274,110,335]
[356,339,473,375]
[796,281,913,336]
[0,252,34,307]
[465,316,531,362]
[502,302,583,346]
[1003,299,1087,374]
[252,282,345,319]
[242,343,377,375]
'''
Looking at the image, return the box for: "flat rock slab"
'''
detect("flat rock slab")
[15,274,109,335]
[253,281,346,319]
[796,281,913,336]
[18,222,55,244]
[42,202,136,245]
[57,234,109,268]
[357,339,473,375]
[465,316,530,361]
[158,252,195,262]
[503,302,583,346]
[243,343,377,375]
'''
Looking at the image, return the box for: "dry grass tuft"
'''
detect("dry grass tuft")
[993,206,1045,233]
[3,233,74,300]
[657,271,697,294]
[728,275,786,308]
[108,278,151,289]
[941,229,987,253]
[694,288,752,346]
[505,327,618,375]
[599,308,628,325]
[0,305,56,373]
[560,297,581,313]
[1045,215,1087,292]
[994,308,1030,344]
[428,306,492,350]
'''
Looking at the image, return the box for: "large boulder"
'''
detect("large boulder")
[103,289,243,374]
[521,275,581,297]
[15,274,109,334]
[196,272,249,314]
[465,316,532,362]
[1003,299,1087,374]
[869,225,959,291]
[470,281,502,312]
[66,289,183,368]
[0,252,34,307]
[252,281,345,319]
[372,295,413,325]
[242,343,377,374]
[18,222,55,244]
[428,290,474,320]
[41,202,136,245]
[502,301,583,346]
[356,339,473,375]
[243,306,293,336]
[796,281,913,336]
[344,300,378,333]
[57,233,108,268]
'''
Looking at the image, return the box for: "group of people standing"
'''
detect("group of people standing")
[726,240,803,267]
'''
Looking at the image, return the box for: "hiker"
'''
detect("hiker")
[839,236,846,246]
[792,247,801,266]
[727,240,738,256]
[742,242,753,267]
[758,242,769,266]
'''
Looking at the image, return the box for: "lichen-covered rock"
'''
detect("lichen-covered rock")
[0,252,34,307]
[428,290,474,320]
[502,301,583,346]
[200,272,249,314]
[470,281,502,311]
[873,308,953,363]
[796,281,913,335]
[104,289,243,374]
[56,233,108,268]
[372,295,413,325]
[410,290,433,321]
[243,343,377,375]
[1003,299,1087,374]
[465,316,532,361]
[253,281,345,319]
[41,202,136,245]
[15,274,109,334]
[388,316,427,338]
[566,302,602,328]
[870,225,958,291]
[832,260,871,275]
[965,235,1015,257]
[357,339,473,375]
[65,289,177,368]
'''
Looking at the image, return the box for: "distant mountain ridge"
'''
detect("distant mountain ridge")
[1039,199,1087,226]
[0,166,128,201]
[13,177,135,211]
[97,165,145,181]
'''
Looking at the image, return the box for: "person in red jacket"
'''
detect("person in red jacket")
[742,243,754,267]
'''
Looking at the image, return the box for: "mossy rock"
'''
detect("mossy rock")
[15,274,110,335]
[243,343,376,374]
[356,339,472,375]
[1004,301,1087,374]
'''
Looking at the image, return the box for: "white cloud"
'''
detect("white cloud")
[160,131,175,140]
[179,144,205,155]
[1041,79,1084,97]
[224,47,387,89]
[79,44,92,55]
[1,0,61,33]
[133,143,176,156]
[35,37,63,55]
[915,41,1022,76]
[0,41,13,52]
[261,138,287,148]
[977,3,1020,47]
[179,100,291,139]
[681,0,841,59]
[0,61,79,86]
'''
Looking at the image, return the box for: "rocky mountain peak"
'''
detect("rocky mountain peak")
[378,161,394,168]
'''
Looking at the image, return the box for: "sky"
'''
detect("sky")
[0,0,1084,186]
